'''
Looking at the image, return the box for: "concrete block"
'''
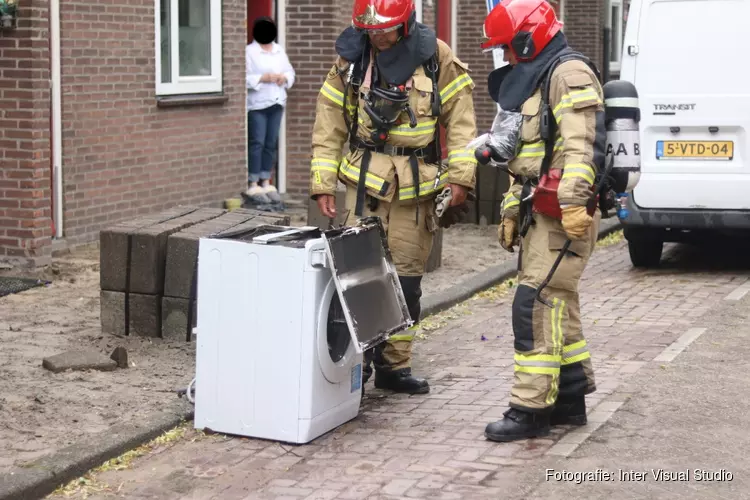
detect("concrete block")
[306,186,348,229]
[425,227,443,273]
[42,350,118,373]
[100,290,162,338]
[99,206,198,292]
[129,207,227,295]
[163,209,290,299]
[478,200,501,226]
[161,296,196,342]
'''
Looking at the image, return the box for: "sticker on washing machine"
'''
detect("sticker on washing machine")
[351,363,362,393]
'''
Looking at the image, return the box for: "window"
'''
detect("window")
[610,0,625,72]
[155,0,223,96]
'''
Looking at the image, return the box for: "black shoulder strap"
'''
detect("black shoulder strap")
[539,51,600,178]
[422,51,442,165]
[423,52,441,117]
[341,41,371,141]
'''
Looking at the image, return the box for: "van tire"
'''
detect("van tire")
[624,228,664,268]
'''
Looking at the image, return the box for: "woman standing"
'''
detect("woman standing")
[245,17,295,205]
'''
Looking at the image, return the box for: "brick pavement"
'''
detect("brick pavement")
[49,237,749,500]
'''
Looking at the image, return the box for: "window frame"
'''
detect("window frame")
[154,0,224,96]
[610,0,624,72]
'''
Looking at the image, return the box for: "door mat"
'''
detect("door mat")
[0,277,50,298]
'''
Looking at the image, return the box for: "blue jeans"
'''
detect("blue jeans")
[247,104,284,183]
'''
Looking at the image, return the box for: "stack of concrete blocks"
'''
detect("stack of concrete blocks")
[475,164,512,225]
[161,208,290,341]
[100,206,290,340]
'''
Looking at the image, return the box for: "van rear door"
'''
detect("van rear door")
[627,0,750,210]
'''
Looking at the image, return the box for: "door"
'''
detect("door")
[630,0,750,211]
[321,218,413,354]
[247,0,274,43]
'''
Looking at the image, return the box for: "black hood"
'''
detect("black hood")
[487,31,570,111]
[335,12,437,87]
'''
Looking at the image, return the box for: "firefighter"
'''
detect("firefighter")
[479,0,604,441]
[310,0,478,395]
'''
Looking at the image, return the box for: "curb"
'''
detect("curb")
[0,219,623,500]
[421,218,622,318]
[0,402,194,500]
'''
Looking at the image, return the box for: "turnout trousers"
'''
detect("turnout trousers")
[341,184,436,379]
[510,210,600,412]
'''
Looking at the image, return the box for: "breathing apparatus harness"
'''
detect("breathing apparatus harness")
[337,36,442,224]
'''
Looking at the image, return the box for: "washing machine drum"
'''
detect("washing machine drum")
[316,280,357,384]
[326,292,350,363]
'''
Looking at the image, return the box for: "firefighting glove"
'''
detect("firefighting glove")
[561,205,593,240]
[498,217,519,252]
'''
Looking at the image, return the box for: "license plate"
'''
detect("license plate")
[656,140,734,160]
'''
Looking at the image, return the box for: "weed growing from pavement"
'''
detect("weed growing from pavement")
[415,279,516,340]
[51,421,204,498]
[596,229,624,248]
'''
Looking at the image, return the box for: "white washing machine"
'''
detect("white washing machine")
[193,220,412,445]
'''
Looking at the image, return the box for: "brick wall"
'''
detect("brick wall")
[456,0,496,133]
[0,0,53,266]
[561,0,604,72]
[284,0,340,195]
[56,0,247,251]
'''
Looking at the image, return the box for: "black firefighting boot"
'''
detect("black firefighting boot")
[374,367,430,395]
[550,395,587,426]
[485,408,551,442]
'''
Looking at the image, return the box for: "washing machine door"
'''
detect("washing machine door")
[321,217,413,354]
[316,278,358,385]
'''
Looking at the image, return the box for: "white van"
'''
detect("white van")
[618,0,750,267]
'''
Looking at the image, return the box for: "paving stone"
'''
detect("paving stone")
[69,240,750,498]
[99,206,202,292]
[100,290,161,337]
[42,350,118,373]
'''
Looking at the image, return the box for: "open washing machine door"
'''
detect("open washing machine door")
[321,216,413,354]
[316,277,358,385]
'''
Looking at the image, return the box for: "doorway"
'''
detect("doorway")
[247,0,287,193]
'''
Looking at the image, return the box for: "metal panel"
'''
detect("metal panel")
[321,217,413,353]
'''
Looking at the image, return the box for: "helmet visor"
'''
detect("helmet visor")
[353,22,401,35]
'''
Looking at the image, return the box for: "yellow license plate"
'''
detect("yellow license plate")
[656,141,734,160]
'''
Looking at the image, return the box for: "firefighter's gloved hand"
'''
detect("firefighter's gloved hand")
[438,204,469,228]
[498,217,518,252]
[561,205,593,239]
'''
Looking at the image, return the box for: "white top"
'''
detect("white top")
[246,41,296,111]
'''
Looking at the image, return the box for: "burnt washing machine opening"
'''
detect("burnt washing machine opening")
[326,292,351,363]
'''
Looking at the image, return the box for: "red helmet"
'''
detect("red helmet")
[352,0,414,35]
[481,0,563,62]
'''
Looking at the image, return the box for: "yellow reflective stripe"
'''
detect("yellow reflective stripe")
[501,192,520,210]
[390,119,437,137]
[515,365,559,376]
[562,339,590,365]
[562,163,596,184]
[448,149,476,164]
[439,73,473,105]
[546,297,565,405]
[320,81,344,107]
[514,353,560,366]
[311,158,339,174]
[399,171,449,200]
[339,159,386,191]
[517,138,564,158]
[389,334,413,342]
[563,340,587,353]
[553,88,602,122]
[562,351,591,365]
